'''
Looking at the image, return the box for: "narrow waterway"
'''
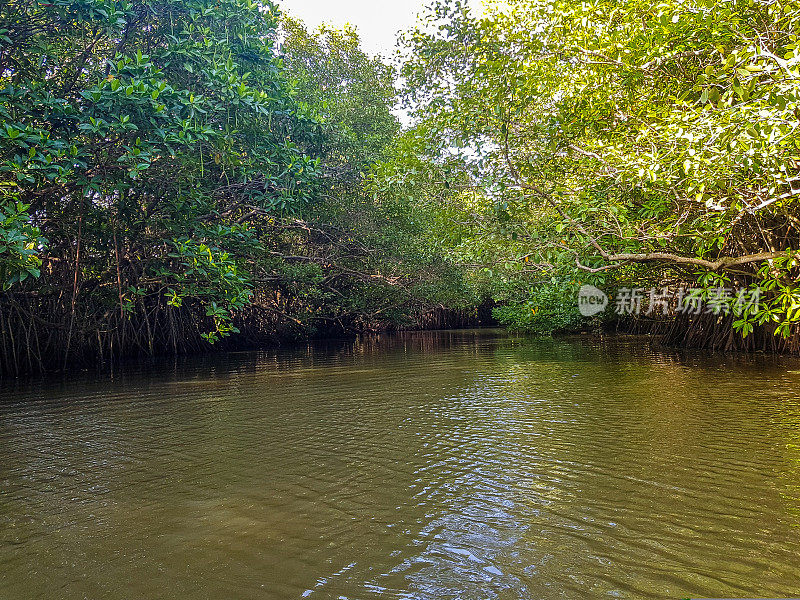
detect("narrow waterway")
[2,330,800,599]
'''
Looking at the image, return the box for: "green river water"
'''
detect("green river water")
[2,330,800,599]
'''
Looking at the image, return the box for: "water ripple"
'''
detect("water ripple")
[1,331,800,599]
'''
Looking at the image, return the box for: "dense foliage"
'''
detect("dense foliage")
[3,0,800,374]
[266,19,478,336]
[0,0,321,373]
[399,0,800,346]
[0,0,477,375]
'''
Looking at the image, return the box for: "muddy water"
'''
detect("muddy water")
[2,331,800,599]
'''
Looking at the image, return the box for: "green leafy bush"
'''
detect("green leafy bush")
[493,284,585,335]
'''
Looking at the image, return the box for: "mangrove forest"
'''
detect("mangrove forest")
[0,0,798,376]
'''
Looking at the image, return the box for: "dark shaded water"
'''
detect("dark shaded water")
[2,330,800,599]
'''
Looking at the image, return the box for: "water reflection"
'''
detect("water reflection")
[2,331,800,599]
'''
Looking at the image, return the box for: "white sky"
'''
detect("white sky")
[280,0,485,56]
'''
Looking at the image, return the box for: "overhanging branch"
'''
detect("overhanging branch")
[499,130,791,274]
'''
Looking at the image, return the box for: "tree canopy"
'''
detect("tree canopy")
[399,0,800,343]
[0,0,475,375]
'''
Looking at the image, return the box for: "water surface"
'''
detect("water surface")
[2,330,800,599]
